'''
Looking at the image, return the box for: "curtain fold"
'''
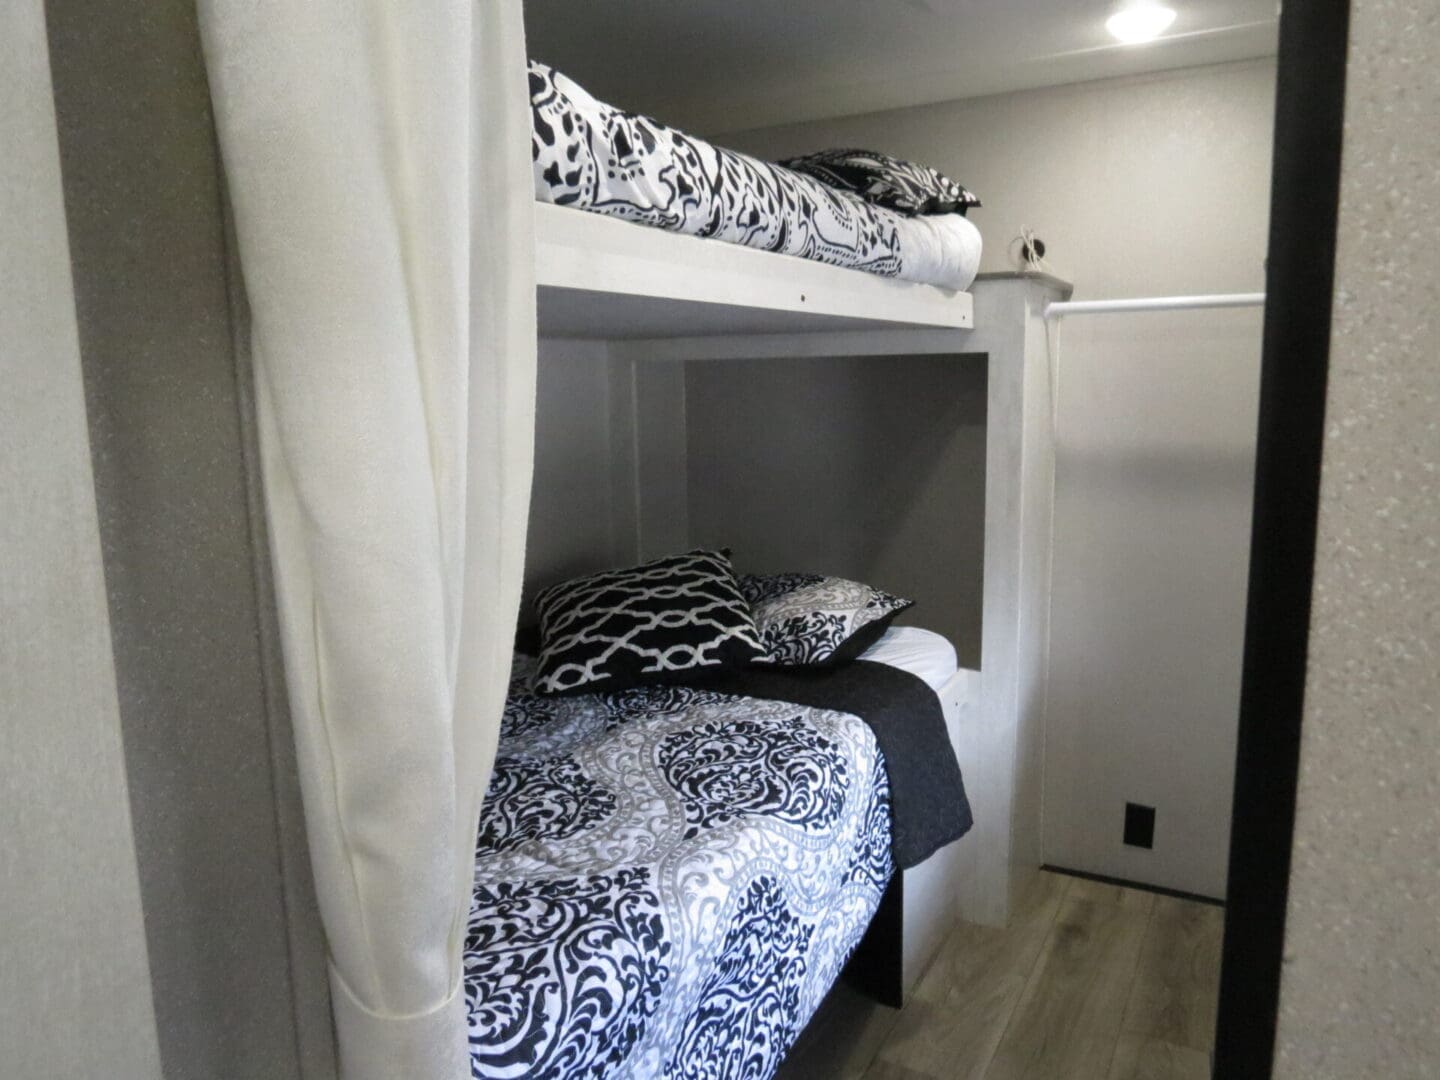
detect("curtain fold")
[197,3,535,1077]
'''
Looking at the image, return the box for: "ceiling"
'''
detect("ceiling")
[524,0,1278,135]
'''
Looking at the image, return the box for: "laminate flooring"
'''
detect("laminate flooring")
[777,870,1223,1080]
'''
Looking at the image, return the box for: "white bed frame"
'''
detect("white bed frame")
[537,201,1070,996]
[536,202,974,338]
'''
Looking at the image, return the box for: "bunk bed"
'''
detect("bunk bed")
[462,60,1068,1080]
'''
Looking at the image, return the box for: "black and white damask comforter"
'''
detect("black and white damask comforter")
[465,654,897,1079]
[530,61,983,292]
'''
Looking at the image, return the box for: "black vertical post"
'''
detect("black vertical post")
[1213,0,1352,1075]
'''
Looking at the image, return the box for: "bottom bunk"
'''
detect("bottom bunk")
[465,625,972,1079]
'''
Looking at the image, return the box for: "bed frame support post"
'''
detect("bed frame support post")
[844,873,906,1009]
[952,271,1073,929]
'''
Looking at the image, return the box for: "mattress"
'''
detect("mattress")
[466,654,893,1079]
[859,626,960,693]
[530,61,983,292]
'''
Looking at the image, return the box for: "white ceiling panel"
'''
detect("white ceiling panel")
[525,0,1279,134]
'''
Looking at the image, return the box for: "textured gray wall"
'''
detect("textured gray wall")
[1,2,162,1073]
[43,1,333,1076]
[1274,0,1440,1074]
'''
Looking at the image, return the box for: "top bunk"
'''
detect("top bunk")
[529,61,980,340]
[537,203,975,338]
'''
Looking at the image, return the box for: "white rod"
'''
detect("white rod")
[1044,292,1265,320]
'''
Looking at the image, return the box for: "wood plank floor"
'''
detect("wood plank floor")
[777,871,1222,1080]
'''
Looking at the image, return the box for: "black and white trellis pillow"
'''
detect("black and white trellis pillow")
[534,550,765,695]
[741,573,915,668]
[780,148,981,217]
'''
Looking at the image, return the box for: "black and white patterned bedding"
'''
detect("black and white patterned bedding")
[466,654,895,1079]
[742,572,914,668]
[530,61,983,291]
[534,549,764,696]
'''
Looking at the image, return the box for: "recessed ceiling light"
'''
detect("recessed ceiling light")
[1106,3,1178,43]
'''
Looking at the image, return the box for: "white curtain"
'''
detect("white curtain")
[197,4,535,1078]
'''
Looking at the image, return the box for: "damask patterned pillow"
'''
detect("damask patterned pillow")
[534,550,765,695]
[741,573,915,668]
[780,148,981,217]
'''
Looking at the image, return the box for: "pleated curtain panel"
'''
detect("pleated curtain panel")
[198,3,536,1077]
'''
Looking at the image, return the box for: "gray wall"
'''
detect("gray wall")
[41,1,333,1076]
[686,356,988,665]
[524,344,691,608]
[525,340,634,604]
[721,59,1276,897]
[1274,0,1440,1073]
[0,2,162,1073]
[528,347,989,666]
